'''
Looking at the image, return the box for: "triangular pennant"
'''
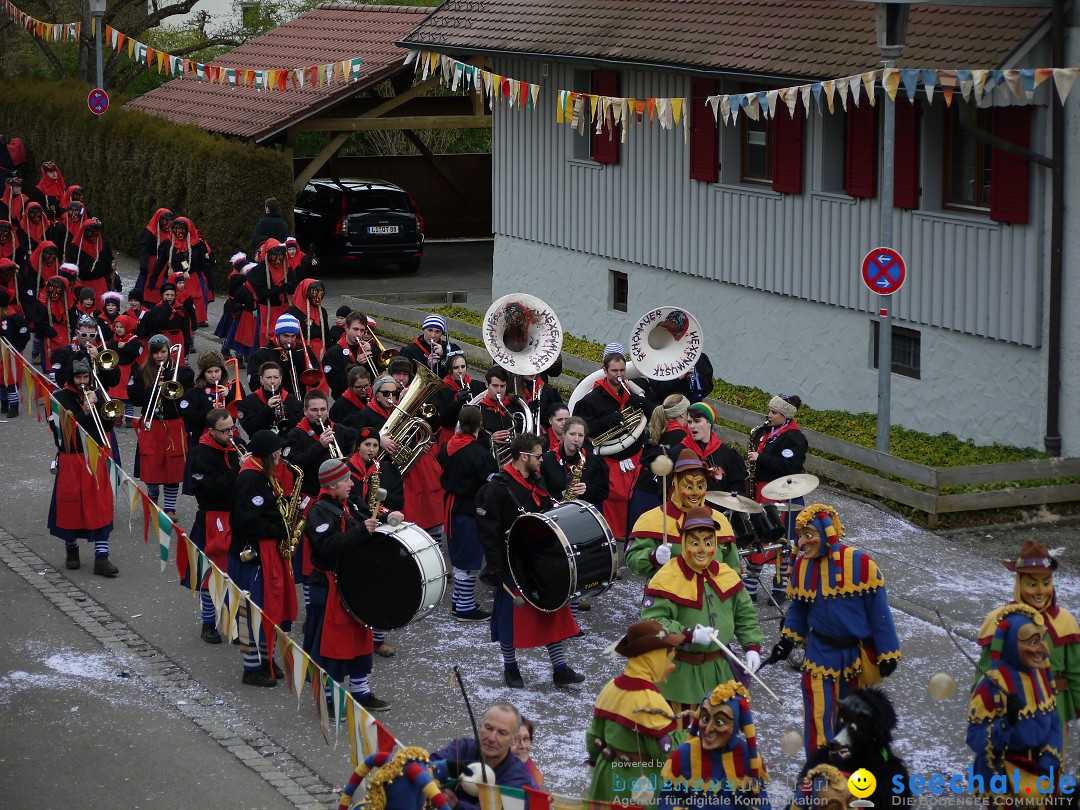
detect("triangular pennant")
[708,94,720,123]
[921,69,937,105]
[1004,69,1025,101]
[899,68,920,102]
[862,71,877,106]
[972,69,988,104]
[720,95,731,126]
[836,77,850,112]
[938,69,957,107]
[883,68,900,102]
[1053,68,1079,103]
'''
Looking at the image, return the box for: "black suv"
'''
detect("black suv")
[294,178,424,272]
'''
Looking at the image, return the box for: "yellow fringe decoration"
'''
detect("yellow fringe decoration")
[365,747,432,810]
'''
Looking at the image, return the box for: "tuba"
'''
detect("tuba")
[469,390,534,467]
[626,306,703,383]
[568,362,649,456]
[378,364,450,474]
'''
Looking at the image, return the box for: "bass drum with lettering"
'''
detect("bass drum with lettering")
[507,500,617,613]
[335,522,447,631]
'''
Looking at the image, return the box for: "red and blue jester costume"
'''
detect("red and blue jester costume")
[771,504,900,756]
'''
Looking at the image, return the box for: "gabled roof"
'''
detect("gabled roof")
[127,3,430,142]
[399,0,1048,80]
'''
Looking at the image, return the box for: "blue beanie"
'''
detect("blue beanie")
[275,313,300,335]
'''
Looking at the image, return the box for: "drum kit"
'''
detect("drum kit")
[706,473,821,558]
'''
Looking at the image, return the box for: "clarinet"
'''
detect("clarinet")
[366,462,382,517]
[747,421,768,496]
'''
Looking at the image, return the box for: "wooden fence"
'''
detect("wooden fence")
[346,296,1080,527]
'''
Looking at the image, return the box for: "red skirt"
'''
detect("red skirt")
[54,452,114,531]
[136,417,187,484]
[512,587,579,648]
[403,447,444,529]
[320,578,373,660]
[163,329,186,365]
[233,310,257,350]
[258,538,298,630]
[177,509,232,585]
[81,277,110,302]
[601,451,642,539]
[188,279,207,324]
[108,363,133,400]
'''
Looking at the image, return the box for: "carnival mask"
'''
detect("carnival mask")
[697,703,735,751]
[1016,623,1051,670]
[681,528,716,572]
[677,471,707,508]
[1019,573,1054,613]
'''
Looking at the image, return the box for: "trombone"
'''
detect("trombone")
[142,343,184,429]
[297,332,322,387]
[79,384,110,440]
[95,325,119,370]
[364,322,398,378]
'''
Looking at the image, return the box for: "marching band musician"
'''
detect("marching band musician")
[180,350,237,448]
[181,407,247,644]
[475,433,585,689]
[544,403,570,454]
[321,310,375,399]
[399,313,459,379]
[572,345,655,542]
[431,350,484,447]
[745,394,807,602]
[346,427,405,521]
[629,394,693,530]
[249,239,296,348]
[437,405,497,622]
[283,390,357,607]
[302,459,390,713]
[329,365,372,424]
[246,314,314,397]
[48,357,119,577]
[477,366,515,460]
[510,370,562,442]
[105,313,141,428]
[137,280,191,364]
[238,361,302,437]
[626,450,740,579]
[653,352,715,404]
[130,334,195,520]
[686,402,749,494]
[229,430,299,688]
[541,416,607,509]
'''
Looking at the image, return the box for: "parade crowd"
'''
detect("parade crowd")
[0,159,1076,810]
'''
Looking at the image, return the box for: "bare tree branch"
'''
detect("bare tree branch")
[28,34,66,77]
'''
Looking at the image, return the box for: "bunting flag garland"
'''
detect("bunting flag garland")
[1,0,363,92]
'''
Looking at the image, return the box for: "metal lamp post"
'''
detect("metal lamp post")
[89,0,106,90]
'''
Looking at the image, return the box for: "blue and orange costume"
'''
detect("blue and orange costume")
[968,604,1063,803]
[337,748,448,810]
[768,504,900,755]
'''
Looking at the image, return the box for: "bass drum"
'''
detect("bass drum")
[335,522,447,631]
[507,501,617,613]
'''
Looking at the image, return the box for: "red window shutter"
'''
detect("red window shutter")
[845,102,877,198]
[772,97,804,194]
[592,70,620,165]
[893,101,920,209]
[689,78,719,182]
[990,106,1031,225]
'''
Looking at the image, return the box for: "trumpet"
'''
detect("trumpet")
[318,417,343,459]
[142,343,184,429]
[230,436,250,457]
[79,383,109,440]
[270,383,287,431]
[95,325,119,371]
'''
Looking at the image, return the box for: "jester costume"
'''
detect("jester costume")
[968,604,1063,802]
[338,748,448,810]
[586,620,683,805]
[659,682,770,810]
[773,505,900,755]
[976,541,1080,735]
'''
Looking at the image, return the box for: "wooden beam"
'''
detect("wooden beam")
[362,75,441,120]
[292,115,491,133]
[401,129,471,204]
[293,132,351,191]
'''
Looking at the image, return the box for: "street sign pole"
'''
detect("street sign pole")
[877,53,895,455]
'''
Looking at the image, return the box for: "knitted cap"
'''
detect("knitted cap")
[357,427,379,444]
[689,402,717,424]
[71,358,91,375]
[147,334,171,351]
[603,342,626,358]
[422,314,447,333]
[318,459,351,488]
[335,305,352,318]
[248,430,283,458]
[768,394,797,420]
[198,349,226,374]
[230,252,248,268]
[275,313,301,335]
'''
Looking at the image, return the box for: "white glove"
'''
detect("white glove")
[691,625,716,646]
[654,543,672,566]
[745,650,761,674]
[619,457,636,473]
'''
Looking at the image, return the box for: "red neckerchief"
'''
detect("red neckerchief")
[520,378,543,404]
[336,333,361,362]
[242,457,294,493]
[696,432,724,458]
[593,377,629,406]
[256,387,287,406]
[553,443,584,468]
[501,462,548,508]
[198,432,235,467]
[266,260,286,286]
[411,336,432,357]
[126,306,144,320]
[295,416,316,436]
[480,393,508,414]
[756,420,800,453]
[366,398,391,420]
[339,386,367,411]
[37,170,66,201]
[445,432,476,457]
[443,373,473,391]
[22,213,50,243]
[546,426,559,449]
[346,454,374,503]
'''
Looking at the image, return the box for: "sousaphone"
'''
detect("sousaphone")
[627,305,703,381]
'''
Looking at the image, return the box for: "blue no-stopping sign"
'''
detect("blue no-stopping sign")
[861,247,906,295]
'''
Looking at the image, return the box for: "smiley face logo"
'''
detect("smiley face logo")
[848,768,876,799]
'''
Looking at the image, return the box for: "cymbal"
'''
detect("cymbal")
[705,491,764,514]
[760,473,820,501]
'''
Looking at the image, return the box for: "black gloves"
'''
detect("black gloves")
[878,659,897,678]
[1006,693,1022,726]
[763,637,795,666]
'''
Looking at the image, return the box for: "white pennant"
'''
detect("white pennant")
[1053,68,1079,103]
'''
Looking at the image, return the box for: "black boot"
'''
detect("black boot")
[65,545,80,570]
[6,405,17,419]
[504,667,524,688]
[93,556,119,577]
[200,623,223,644]
[262,659,285,679]
[242,670,277,687]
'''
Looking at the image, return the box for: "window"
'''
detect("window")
[944,105,992,211]
[872,322,921,379]
[741,115,772,183]
[611,271,628,313]
[571,70,592,161]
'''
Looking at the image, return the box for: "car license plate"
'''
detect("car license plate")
[367,225,399,234]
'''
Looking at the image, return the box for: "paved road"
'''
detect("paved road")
[1,252,1077,808]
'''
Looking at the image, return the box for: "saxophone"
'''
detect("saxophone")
[366,461,382,517]
[277,462,306,559]
[747,421,768,496]
[563,454,585,500]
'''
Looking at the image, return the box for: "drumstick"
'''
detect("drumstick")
[649,456,675,555]
[501,581,525,608]
[705,629,789,709]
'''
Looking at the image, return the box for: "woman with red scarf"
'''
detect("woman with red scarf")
[37,272,74,373]
[1,176,28,224]
[130,334,195,519]
[249,240,295,347]
[438,405,497,621]
[106,313,142,427]
[685,402,748,494]
[69,218,116,300]
[431,350,484,447]
[137,208,174,304]
[229,429,298,687]
[283,237,318,281]
[30,161,66,220]
[47,200,85,256]
[17,201,50,260]
[149,216,196,305]
[285,278,329,392]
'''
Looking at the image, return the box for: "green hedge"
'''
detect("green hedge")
[0,78,294,288]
